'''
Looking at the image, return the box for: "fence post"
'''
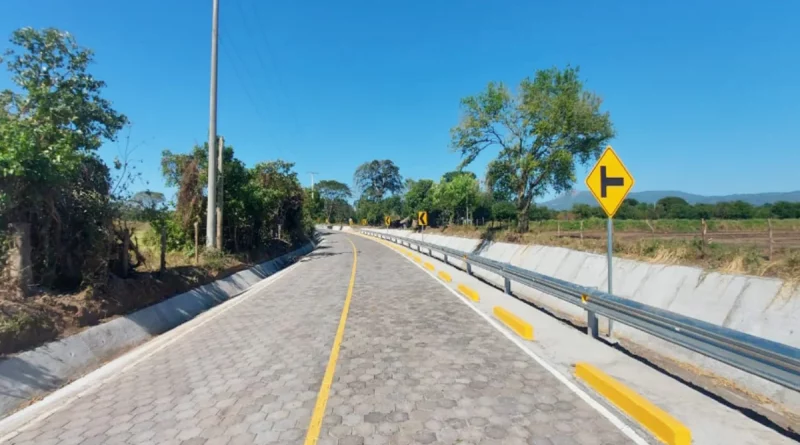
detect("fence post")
[6,223,32,297]
[160,226,167,275]
[701,218,708,257]
[579,220,584,242]
[194,221,200,264]
[557,221,561,237]
[768,218,774,261]
[646,219,655,239]
[121,228,130,278]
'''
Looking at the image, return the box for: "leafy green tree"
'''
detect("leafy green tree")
[434,173,479,224]
[250,160,306,242]
[451,66,614,231]
[528,204,555,221]
[572,204,595,220]
[441,170,476,183]
[404,179,436,217]
[491,201,517,222]
[315,180,352,222]
[353,160,403,200]
[771,201,800,219]
[656,197,694,219]
[0,28,126,288]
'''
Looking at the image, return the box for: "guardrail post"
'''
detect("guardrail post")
[443,254,448,264]
[466,262,473,276]
[587,311,599,338]
[504,277,511,295]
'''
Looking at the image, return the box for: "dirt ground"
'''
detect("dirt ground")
[0,241,296,356]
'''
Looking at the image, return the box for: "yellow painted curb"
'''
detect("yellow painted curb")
[412,255,422,263]
[492,306,534,340]
[438,271,452,283]
[575,363,691,445]
[457,284,480,302]
[423,262,435,271]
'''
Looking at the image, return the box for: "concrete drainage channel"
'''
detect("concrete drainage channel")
[0,242,315,419]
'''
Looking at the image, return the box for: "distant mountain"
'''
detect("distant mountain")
[540,190,800,210]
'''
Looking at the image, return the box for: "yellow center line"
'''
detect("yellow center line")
[303,236,358,445]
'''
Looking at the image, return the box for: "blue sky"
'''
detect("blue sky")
[2,0,799,202]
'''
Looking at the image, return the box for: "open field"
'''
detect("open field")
[411,219,800,281]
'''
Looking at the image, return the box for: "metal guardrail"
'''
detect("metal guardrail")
[362,229,800,392]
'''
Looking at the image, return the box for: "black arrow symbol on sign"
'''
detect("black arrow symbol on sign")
[600,166,624,198]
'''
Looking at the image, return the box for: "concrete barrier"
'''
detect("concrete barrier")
[493,306,534,340]
[371,229,800,413]
[0,242,313,419]
[575,362,691,445]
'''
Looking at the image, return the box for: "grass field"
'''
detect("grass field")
[425,219,800,281]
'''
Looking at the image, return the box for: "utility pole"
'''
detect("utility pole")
[216,135,224,250]
[205,0,220,248]
[308,172,319,199]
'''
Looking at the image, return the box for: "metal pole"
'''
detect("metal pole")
[308,172,319,199]
[216,135,224,250]
[205,0,220,248]
[607,217,614,337]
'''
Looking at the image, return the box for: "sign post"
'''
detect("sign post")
[585,145,634,339]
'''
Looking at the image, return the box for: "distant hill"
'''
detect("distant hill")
[541,190,800,210]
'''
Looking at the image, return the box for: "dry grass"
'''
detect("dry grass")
[430,225,800,281]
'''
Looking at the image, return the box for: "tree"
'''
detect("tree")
[656,197,693,219]
[250,160,305,242]
[353,160,403,200]
[0,28,127,288]
[492,201,517,222]
[434,173,479,224]
[772,201,800,219]
[442,170,476,183]
[451,66,614,231]
[404,179,436,217]
[315,180,352,222]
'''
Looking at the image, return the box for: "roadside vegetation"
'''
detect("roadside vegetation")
[0,28,316,354]
[309,68,800,280]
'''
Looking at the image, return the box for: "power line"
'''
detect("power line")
[218,33,270,127]
[245,1,301,135]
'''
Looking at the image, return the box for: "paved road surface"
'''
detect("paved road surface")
[3,232,635,445]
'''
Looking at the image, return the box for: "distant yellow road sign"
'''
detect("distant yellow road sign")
[417,211,428,226]
[384,216,392,226]
[348,218,353,225]
[360,219,367,225]
[585,146,634,218]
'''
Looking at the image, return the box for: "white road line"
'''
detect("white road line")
[0,256,307,443]
[356,233,651,445]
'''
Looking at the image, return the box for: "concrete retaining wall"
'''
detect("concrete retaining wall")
[372,229,800,413]
[0,243,313,418]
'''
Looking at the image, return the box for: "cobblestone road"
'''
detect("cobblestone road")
[2,232,634,445]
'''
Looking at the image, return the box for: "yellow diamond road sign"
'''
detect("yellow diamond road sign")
[585,146,635,218]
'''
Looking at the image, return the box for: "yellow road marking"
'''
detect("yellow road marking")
[438,271,452,282]
[303,237,358,445]
[575,363,691,445]
[457,284,480,302]
[413,255,422,263]
[493,306,534,340]
[423,262,435,271]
